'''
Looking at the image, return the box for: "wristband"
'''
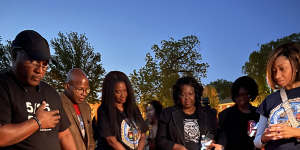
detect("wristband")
[32,116,42,131]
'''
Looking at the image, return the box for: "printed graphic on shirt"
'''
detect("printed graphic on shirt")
[121,119,141,149]
[26,101,52,131]
[269,97,300,127]
[184,119,200,143]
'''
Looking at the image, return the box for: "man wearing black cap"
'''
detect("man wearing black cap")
[0,30,76,150]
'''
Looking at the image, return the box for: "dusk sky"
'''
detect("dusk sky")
[1,0,300,84]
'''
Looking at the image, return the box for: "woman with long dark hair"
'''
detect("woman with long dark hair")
[95,71,148,150]
[254,42,300,150]
[156,76,222,150]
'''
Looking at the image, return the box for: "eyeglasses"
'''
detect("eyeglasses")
[20,50,48,71]
[71,85,90,94]
[30,60,48,71]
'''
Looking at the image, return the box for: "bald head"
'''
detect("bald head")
[66,68,88,84]
[65,68,90,104]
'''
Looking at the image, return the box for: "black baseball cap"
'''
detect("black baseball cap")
[12,30,50,61]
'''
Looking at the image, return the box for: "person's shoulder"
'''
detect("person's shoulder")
[249,105,258,111]
[59,92,71,106]
[218,105,238,120]
[39,81,57,93]
[161,106,179,118]
[288,86,300,98]
[266,90,280,100]
[259,90,281,106]
[81,101,91,109]
[219,105,236,115]
[40,81,54,90]
[39,81,61,102]
[159,106,178,119]
[162,106,177,114]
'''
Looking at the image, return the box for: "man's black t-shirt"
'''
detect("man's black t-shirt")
[217,105,259,150]
[0,71,70,150]
[96,105,148,150]
[257,87,300,150]
[183,112,201,150]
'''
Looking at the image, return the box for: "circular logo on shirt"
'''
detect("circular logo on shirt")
[121,119,141,149]
[269,98,300,127]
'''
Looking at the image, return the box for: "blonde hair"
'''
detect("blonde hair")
[266,42,300,89]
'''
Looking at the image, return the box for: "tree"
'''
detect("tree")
[130,35,209,107]
[243,33,300,104]
[0,37,12,71]
[44,32,105,103]
[208,79,232,100]
[203,85,219,110]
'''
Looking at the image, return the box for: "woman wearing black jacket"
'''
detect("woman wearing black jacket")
[156,76,222,150]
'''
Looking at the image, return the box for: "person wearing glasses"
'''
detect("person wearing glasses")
[60,68,95,150]
[95,71,148,150]
[0,30,76,149]
[156,76,222,150]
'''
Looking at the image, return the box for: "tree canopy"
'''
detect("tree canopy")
[130,35,209,107]
[208,79,232,100]
[203,85,219,110]
[0,38,12,71]
[44,32,105,103]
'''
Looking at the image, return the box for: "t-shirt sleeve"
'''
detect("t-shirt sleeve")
[57,96,70,132]
[135,107,148,133]
[97,108,113,138]
[0,83,11,125]
[257,97,269,118]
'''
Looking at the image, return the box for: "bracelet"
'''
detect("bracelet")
[32,116,42,131]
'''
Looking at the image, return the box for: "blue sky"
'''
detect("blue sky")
[1,0,300,84]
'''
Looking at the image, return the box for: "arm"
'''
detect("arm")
[137,133,146,150]
[156,110,184,150]
[0,101,60,147]
[106,136,126,150]
[0,119,39,146]
[254,115,268,148]
[172,144,187,150]
[96,107,125,150]
[58,128,76,150]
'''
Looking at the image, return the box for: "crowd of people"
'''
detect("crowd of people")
[0,30,299,150]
